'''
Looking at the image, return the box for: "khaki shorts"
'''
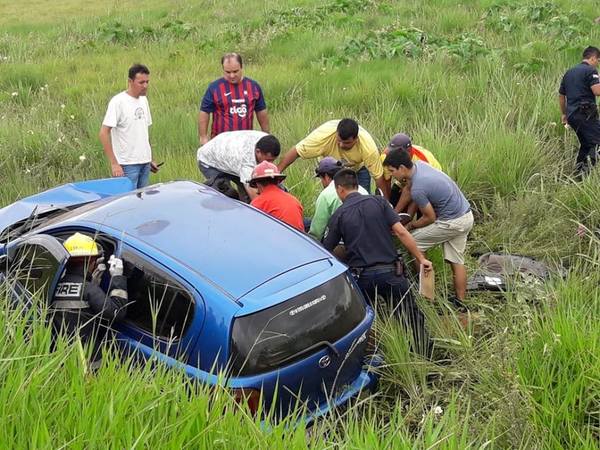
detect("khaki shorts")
[411,211,474,264]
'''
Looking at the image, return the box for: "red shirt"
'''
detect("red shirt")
[251,185,304,231]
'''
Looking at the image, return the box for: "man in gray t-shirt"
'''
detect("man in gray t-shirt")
[383,150,474,304]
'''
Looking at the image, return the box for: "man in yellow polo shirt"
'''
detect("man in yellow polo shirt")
[381,133,442,215]
[277,118,387,194]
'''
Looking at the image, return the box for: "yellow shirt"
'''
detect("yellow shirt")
[382,144,442,181]
[295,120,384,178]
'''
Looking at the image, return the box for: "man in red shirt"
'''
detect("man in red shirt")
[249,162,304,231]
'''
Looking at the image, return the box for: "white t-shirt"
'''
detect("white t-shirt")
[102,91,152,165]
[197,130,267,183]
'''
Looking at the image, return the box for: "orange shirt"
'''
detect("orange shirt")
[251,185,304,231]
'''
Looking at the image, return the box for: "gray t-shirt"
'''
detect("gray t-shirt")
[410,161,470,220]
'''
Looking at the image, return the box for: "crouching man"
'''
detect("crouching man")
[383,149,473,306]
[51,233,129,369]
[322,169,433,356]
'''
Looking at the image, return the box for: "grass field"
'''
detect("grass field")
[1,0,599,448]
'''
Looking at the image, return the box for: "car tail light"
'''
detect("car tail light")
[231,388,261,416]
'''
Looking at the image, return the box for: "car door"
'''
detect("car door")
[113,247,203,365]
[1,234,69,309]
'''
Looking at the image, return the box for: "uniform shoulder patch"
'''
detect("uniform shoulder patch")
[54,282,83,298]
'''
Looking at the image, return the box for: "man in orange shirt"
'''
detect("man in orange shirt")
[249,162,304,231]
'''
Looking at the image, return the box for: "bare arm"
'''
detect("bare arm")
[559,94,567,124]
[394,184,412,213]
[277,147,300,172]
[198,111,210,145]
[244,184,259,201]
[374,176,389,199]
[256,109,270,133]
[406,202,436,231]
[99,125,123,177]
[592,84,600,96]
[391,222,432,271]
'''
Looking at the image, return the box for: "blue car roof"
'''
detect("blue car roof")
[51,181,331,300]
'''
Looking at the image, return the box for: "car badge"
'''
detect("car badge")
[318,355,331,368]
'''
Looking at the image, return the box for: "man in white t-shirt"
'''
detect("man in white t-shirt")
[197,130,281,203]
[99,64,159,189]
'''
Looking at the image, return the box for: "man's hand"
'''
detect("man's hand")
[91,256,106,285]
[108,255,124,277]
[419,258,433,274]
[200,135,209,146]
[111,162,124,177]
[561,113,568,125]
[150,160,160,173]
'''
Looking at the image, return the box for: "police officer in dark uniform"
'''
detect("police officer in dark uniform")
[559,46,600,178]
[51,233,129,369]
[322,169,433,356]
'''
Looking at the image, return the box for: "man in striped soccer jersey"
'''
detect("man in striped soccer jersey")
[198,52,270,145]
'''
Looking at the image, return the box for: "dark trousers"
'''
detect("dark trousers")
[357,268,431,357]
[568,109,600,176]
[198,162,250,203]
[356,166,371,194]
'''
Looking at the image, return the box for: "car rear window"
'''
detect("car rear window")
[230,272,366,376]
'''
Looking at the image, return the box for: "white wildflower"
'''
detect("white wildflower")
[433,406,443,415]
[27,130,34,135]
[70,114,75,119]
[79,154,86,162]
[60,104,65,109]
[11,92,18,97]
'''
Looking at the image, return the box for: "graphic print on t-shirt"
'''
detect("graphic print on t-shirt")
[134,107,145,120]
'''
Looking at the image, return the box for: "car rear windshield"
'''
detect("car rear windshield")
[230,272,366,376]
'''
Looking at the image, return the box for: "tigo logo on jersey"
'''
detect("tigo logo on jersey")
[229,104,247,118]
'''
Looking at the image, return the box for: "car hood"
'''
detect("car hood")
[0,178,133,242]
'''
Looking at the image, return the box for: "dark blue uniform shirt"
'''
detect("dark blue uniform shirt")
[559,62,600,118]
[323,192,400,268]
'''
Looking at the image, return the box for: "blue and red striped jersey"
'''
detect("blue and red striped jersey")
[200,77,266,138]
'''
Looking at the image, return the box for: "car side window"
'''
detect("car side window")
[122,251,195,340]
[7,243,63,301]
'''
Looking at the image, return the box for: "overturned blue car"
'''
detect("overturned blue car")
[0,178,377,422]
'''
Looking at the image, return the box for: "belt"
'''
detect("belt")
[351,262,396,277]
[361,263,396,273]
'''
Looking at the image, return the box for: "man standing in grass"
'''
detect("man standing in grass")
[559,46,600,178]
[99,64,159,189]
[383,149,473,306]
[322,169,432,356]
[197,131,281,202]
[198,53,270,146]
[277,118,387,194]
[308,157,368,241]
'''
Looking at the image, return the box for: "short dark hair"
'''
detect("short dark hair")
[336,118,359,140]
[128,64,150,80]
[583,46,600,59]
[255,135,281,157]
[221,52,243,67]
[333,168,358,189]
[383,149,413,170]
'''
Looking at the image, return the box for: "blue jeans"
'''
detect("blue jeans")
[122,163,151,189]
[356,166,371,193]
